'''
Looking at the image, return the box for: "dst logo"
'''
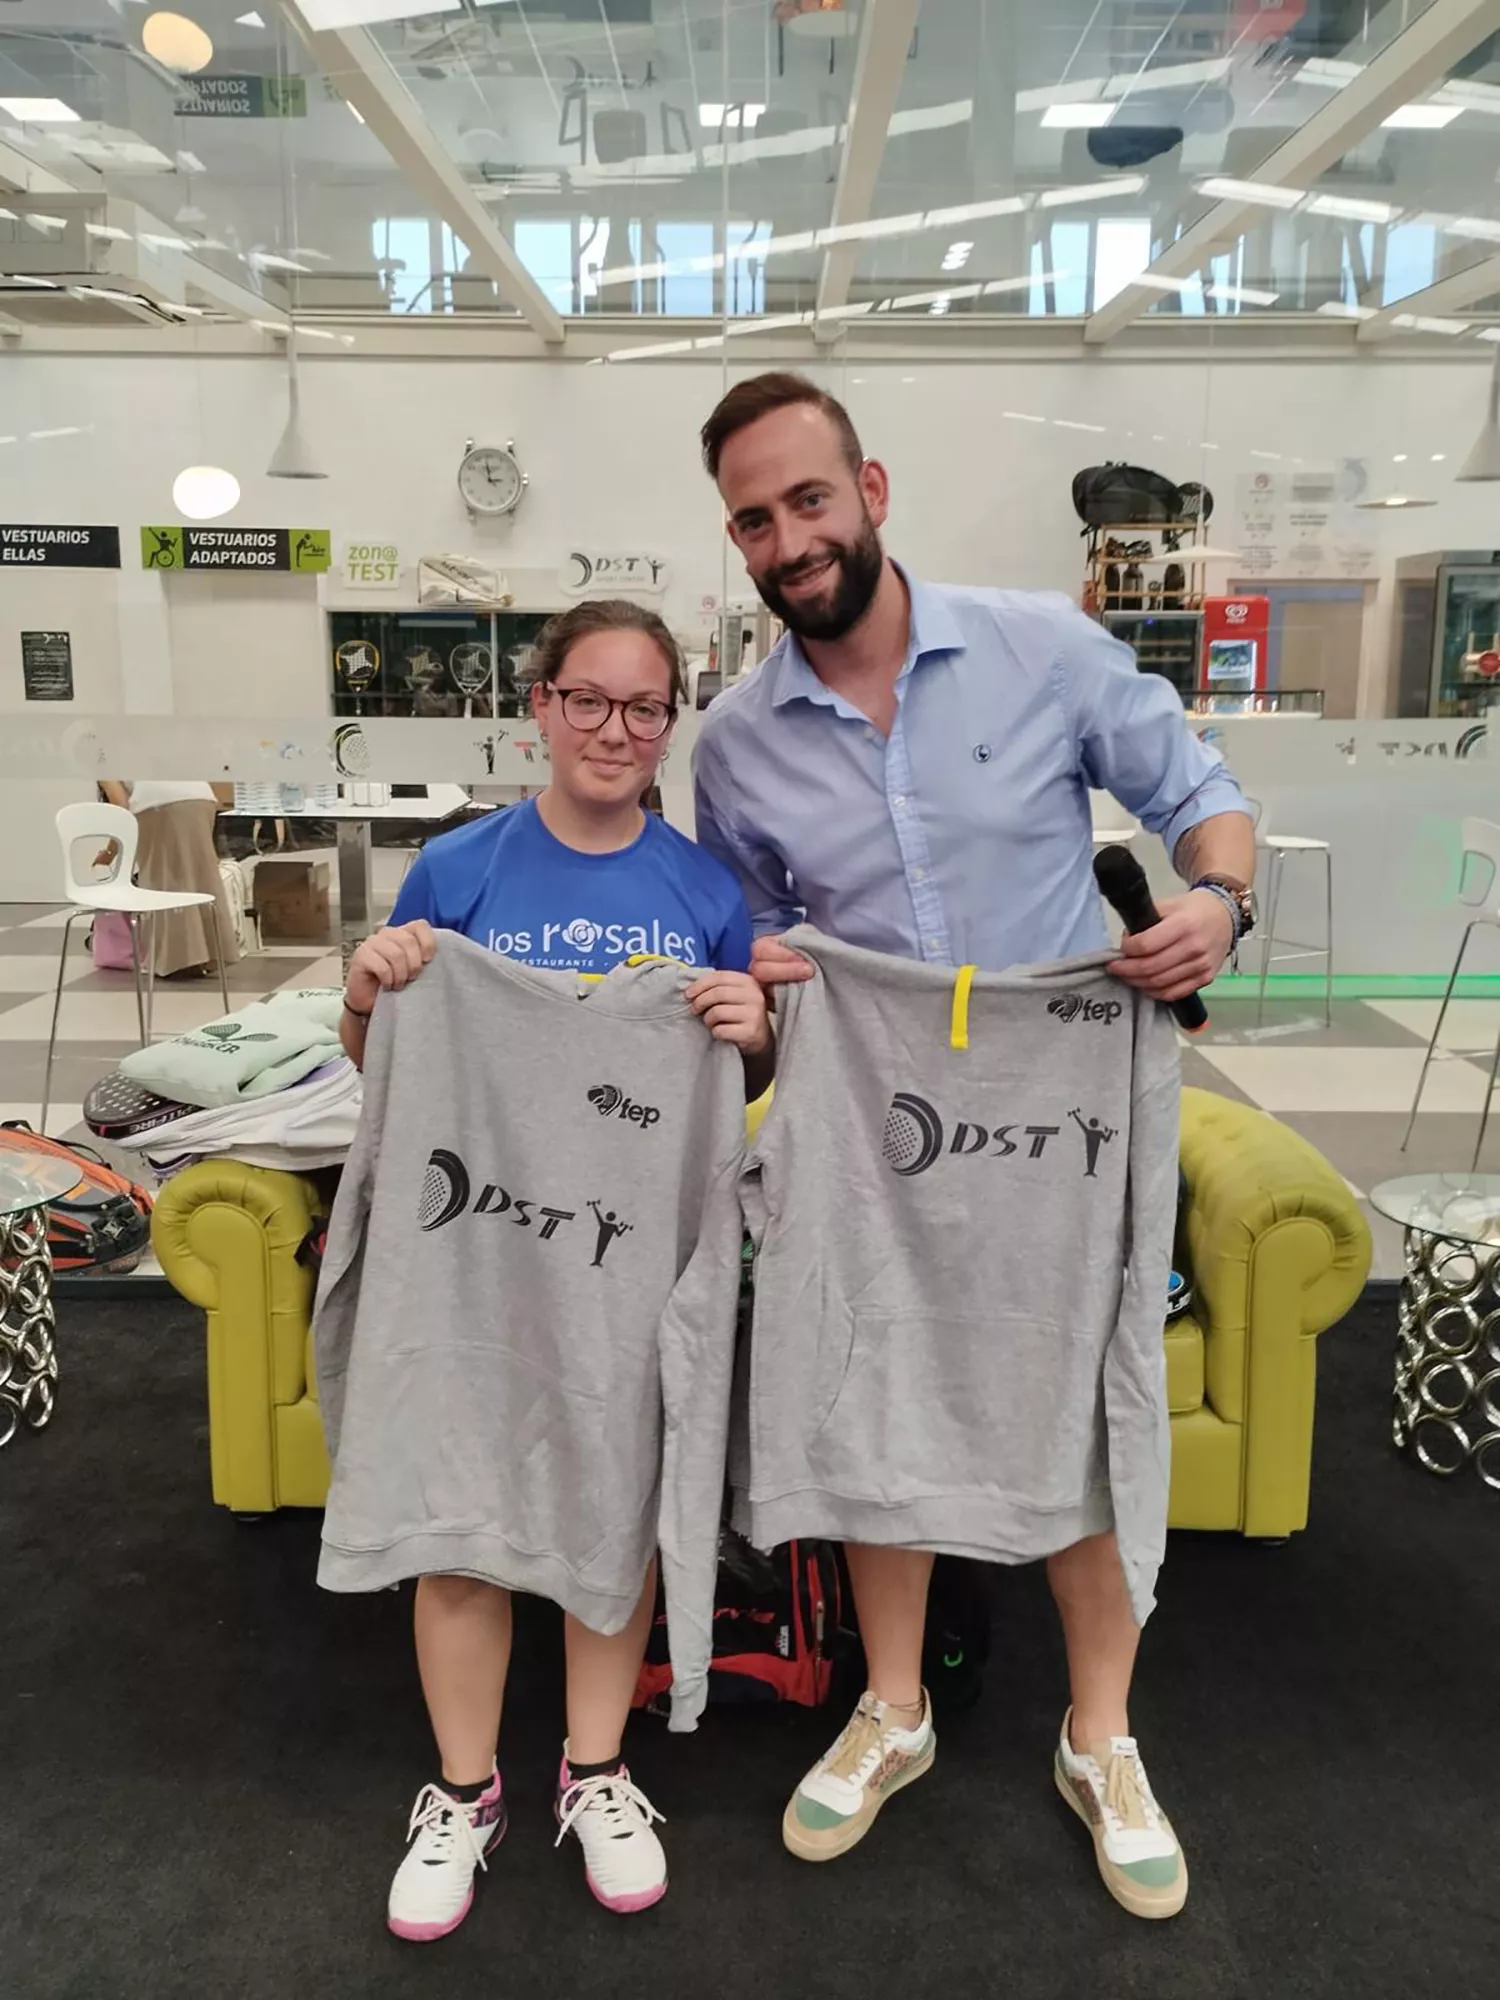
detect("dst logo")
[881,1094,1116,1181]
[417,1148,633,1266]
[588,1084,661,1130]
[1047,993,1122,1026]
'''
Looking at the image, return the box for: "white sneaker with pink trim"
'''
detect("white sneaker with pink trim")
[555,1761,668,1914]
[387,1770,507,1943]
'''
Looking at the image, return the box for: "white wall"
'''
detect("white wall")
[3,345,1497,652]
[2,343,1497,899]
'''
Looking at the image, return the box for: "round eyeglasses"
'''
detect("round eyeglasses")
[549,685,676,742]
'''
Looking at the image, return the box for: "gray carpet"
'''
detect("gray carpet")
[0,1289,1491,1999]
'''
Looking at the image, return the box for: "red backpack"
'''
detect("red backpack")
[634,1531,843,1713]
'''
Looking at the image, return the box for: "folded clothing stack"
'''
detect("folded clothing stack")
[117,987,345,1108]
[87,987,361,1175]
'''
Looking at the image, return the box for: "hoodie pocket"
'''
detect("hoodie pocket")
[330,1341,608,1568]
[808,1309,1104,1512]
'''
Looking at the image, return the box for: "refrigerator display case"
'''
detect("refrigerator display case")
[327,608,552,719]
[1392,552,1500,718]
[1104,609,1202,701]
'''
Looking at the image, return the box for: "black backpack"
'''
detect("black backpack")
[1072,463,1183,529]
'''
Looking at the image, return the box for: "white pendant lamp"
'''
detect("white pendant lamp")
[142,12,214,74]
[172,464,241,519]
[1456,348,1500,483]
[266,334,327,480]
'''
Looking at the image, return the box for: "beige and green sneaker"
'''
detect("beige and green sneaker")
[1053,1708,1188,1919]
[782,1690,935,1863]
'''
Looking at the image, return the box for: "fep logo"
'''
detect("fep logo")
[1047,992,1123,1026]
[588,1083,661,1130]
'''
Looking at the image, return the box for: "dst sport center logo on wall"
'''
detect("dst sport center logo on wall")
[588,1084,661,1130]
[1047,993,1123,1026]
[882,1095,1117,1181]
[417,1148,634,1267]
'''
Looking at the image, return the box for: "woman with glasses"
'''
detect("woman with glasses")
[338,598,771,1942]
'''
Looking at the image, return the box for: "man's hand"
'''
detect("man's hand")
[344,919,436,1017]
[749,933,813,992]
[1108,890,1234,1004]
[687,970,772,1055]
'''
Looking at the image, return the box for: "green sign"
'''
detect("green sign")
[175,74,307,119]
[140,527,331,573]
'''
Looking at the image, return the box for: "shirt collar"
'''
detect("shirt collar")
[770,563,967,710]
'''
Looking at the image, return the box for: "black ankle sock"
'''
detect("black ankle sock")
[442,1770,496,1805]
[563,1754,624,1786]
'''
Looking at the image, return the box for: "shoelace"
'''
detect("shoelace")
[407,1783,494,1874]
[1101,1742,1161,1835]
[822,1696,897,1787]
[554,1772,665,1849]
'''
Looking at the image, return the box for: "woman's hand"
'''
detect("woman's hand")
[345,920,437,1018]
[93,842,120,871]
[686,969,772,1055]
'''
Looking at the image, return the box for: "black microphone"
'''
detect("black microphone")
[1092,844,1209,1035]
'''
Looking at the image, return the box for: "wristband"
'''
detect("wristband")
[343,998,373,1020]
[1192,880,1243,944]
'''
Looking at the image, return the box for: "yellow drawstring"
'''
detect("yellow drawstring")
[950,964,976,1050]
[578,953,686,988]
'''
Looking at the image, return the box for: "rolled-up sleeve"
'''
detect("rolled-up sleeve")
[1058,607,1252,855]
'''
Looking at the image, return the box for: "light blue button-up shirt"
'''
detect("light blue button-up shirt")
[692,572,1250,971]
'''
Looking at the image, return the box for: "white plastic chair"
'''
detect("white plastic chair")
[1401,817,1500,1171]
[1251,798,1333,1028]
[1088,789,1141,848]
[42,803,229,1132]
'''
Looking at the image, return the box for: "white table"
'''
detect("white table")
[220,786,485,962]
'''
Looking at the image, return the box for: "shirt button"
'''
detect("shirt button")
[926,938,942,952]
[893,794,907,809]
[912,867,927,882]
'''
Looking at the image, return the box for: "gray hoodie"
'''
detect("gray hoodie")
[734,928,1179,1626]
[314,931,746,1731]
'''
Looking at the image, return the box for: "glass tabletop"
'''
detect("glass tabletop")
[0,1152,80,1219]
[1368,1175,1500,1249]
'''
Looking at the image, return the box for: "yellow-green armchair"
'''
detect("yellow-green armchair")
[151,1088,1371,1534]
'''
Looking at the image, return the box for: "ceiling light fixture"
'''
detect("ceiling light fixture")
[1196,178,1305,210]
[142,12,214,72]
[1457,347,1500,482]
[235,10,267,25]
[1381,104,1462,129]
[1037,176,1148,209]
[172,465,241,520]
[1307,194,1399,223]
[1042,104,1116,129]
[267,332,327,481]
[1316,300,1379,320]
[1355,491,1436,509]
[1389,312,1468,336]
[0,97,80,123]
[1432,453,1447,461]
[1206,283,1280,307]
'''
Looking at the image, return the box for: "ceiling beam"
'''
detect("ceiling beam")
[813,0,922,341]
[1083,0,1500,346]
[1357,251,1500,339]
[277,2,565,346]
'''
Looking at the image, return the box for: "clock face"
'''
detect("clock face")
[459,445,524,516]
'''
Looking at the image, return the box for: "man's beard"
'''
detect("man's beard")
[753,515,884,643]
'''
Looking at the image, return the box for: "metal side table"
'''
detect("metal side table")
[0,1155,77,1449]
[1370,1173,1500,1488]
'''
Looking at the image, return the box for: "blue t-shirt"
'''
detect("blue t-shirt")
[391,800,753,975]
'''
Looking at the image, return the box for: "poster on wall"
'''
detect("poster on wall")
[140,527,331,572]
[1232,465,1377,580]
[1,525,121,568]
[21,630,74,702]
